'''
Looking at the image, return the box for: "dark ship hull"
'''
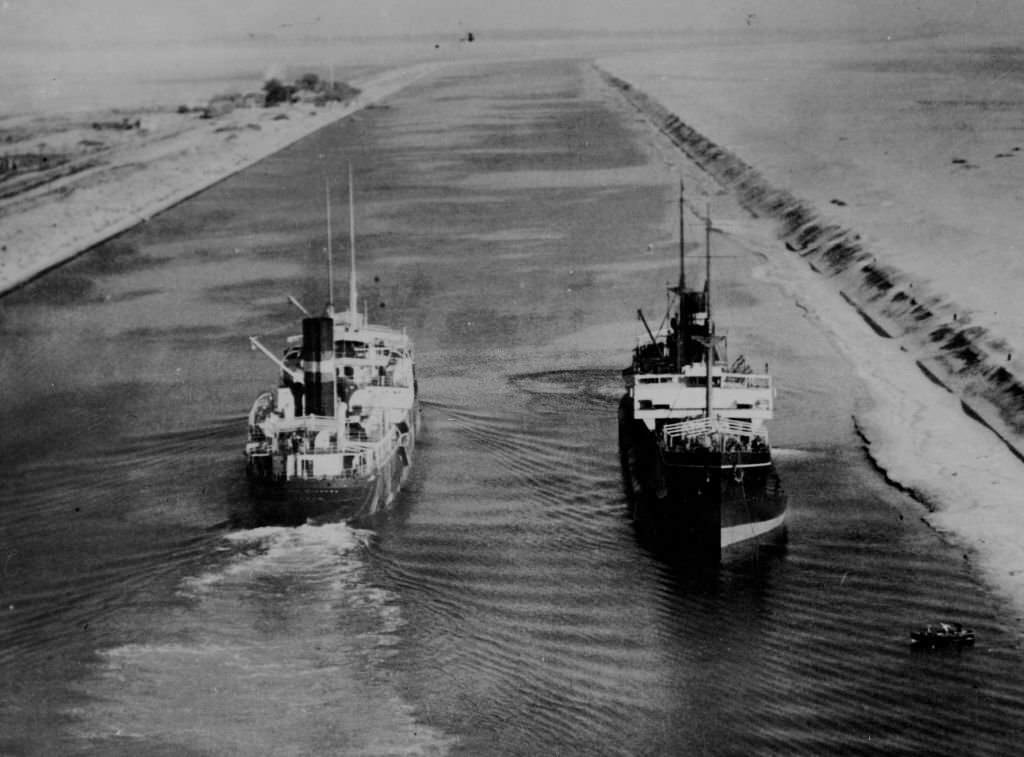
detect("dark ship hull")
[246,411,418,526]
[619,396,787,561]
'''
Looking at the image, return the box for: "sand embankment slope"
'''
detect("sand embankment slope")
[0,62,441,297]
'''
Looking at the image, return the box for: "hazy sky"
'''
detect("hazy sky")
[3,0,1022,46]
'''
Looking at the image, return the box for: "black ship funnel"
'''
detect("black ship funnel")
[302,316,336,417]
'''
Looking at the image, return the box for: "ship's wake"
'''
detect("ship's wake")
[69,521,454,755]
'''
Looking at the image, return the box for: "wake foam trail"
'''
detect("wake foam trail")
[71,520,455,754]
[179,522,373,597]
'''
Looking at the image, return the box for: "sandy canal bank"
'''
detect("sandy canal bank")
[0,62,442,297]
[598,37,1024,628]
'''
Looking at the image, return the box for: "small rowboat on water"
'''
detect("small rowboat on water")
[910,622,975,648]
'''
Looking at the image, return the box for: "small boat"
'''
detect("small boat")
[910,622,975,648]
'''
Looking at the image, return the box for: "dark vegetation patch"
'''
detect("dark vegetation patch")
[261,73,360,108]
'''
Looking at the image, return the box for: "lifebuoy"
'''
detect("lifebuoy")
[733,466,744,483]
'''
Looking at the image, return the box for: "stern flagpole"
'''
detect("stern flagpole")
[326,177,335,312]
[676,179,685,372]
[348,163,358,324]
[706,206,712,417]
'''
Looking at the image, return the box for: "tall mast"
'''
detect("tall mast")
[348,163,358,323]
[705,203,712,325]
[325,177,335,312]
[704,206,713,418]
[675,180,685,372]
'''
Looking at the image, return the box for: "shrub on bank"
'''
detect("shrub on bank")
[263,74,361,107]
[263,78,296,107]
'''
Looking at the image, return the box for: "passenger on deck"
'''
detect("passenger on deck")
[339,366,357,403]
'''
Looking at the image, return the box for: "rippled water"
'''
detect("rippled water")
[2,58,1024,755]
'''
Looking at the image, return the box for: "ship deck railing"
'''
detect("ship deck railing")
[662,416,769,451]
[633,371,771,389]
[247,435,395,457]
[252,466,372,483]
[247,438,395,480]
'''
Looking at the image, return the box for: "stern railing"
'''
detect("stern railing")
[662,416,769,453]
